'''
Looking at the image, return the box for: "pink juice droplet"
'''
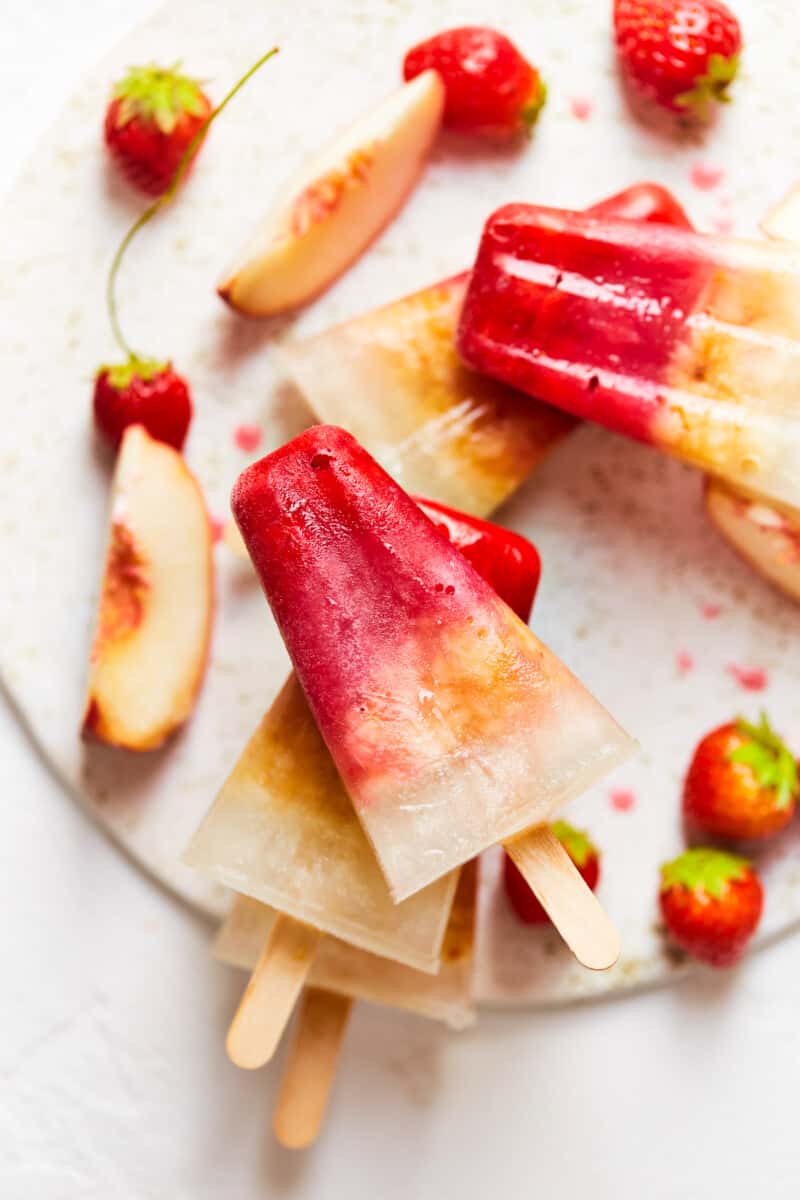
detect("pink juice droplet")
[700,602,722,619]
[610,788,635,812]
[713,214,734,234]
[727,664,768,692]
[234,423,262,453]
[210,516,225,543]
[569,96,593,120]
[690,162,725,191]
[676,650,694,674]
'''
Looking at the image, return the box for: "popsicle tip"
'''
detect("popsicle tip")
[575,923,621,972]
[272,1114,317,1151]
[225,1025,276,1070]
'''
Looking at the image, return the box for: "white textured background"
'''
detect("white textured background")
[2,2,800,1197]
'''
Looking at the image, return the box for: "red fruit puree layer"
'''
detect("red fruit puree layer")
[457,204,713,443]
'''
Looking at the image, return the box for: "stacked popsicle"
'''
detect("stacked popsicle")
[185,425,634,1145]
[457,204,800,512]
[187,182,800,1149]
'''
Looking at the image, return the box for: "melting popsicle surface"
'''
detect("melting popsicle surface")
[458,205,800,510]
[186,490,542,968]
[233,425,633,901]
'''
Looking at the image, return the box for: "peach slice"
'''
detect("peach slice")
[82,425,214,749]
[702,184,800,602]
[280,274,575,516]
[760,183,800,241]
[218,70,445,316]
[705,478,800,602]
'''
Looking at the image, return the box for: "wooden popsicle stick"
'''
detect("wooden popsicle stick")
[505,825,621,971]
[226,915,321,1070]
[272,988,354,1150]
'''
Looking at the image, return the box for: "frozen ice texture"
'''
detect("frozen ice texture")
[185,674,456,971]
[186,494,540,969]
[213,861,479,1030]
[232,426,634,901]
[280,273,574,518]
[458,204,800,510]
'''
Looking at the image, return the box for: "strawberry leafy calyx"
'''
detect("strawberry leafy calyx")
[521,77,548,135]
[552,819,595,869]
[675,52,740,115]
[112,64,208,134]
[661,847,750,900]
[99,357,169,390]
[730,712,798,810]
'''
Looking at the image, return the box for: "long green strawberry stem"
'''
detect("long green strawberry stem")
[107,45,280,359]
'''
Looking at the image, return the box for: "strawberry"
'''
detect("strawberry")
[93,358,192,451]
[104,63,212,196]
[505,820,600,924]
[659,847,763,966]
[403,27,546,138]
[683,713,798,841]
[613,0,742,116]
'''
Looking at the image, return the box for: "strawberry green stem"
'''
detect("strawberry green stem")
[106,45,280,360]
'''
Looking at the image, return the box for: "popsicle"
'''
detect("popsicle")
[185,672,457,976]
[186,492,545,1068]
[217,864,478,1149]
[212,497,537,1025]
[280,184,689,518]
[214,496,541,1133]
[457,203,800,511]
[214,859,479,1031]
[232,425,634,906]
[186,494,539,964]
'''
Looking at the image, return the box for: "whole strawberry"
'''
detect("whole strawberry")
[505,820,600,924]
[403,27,546,138]
[683,713,798,841]
[104,64,212,196]
[94,358,192,451]
[659,847,762,966]
[613,0,742,116]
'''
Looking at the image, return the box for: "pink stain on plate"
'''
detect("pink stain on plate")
[713,214,734,234]
[569,96,593,120]
[210,516,225,544]
[610,788,636,813]
[234,423,262,453]
[700,602,722,619]
[727,664,769,692]
[676,650,694,674]
[690,161,725,191]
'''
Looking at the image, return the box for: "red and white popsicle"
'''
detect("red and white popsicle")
[232,425,634,907]
[458,204,800,511]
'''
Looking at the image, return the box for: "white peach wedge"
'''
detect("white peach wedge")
[82,425,214,750]
[218,70,445,316]
[705,478,800,604]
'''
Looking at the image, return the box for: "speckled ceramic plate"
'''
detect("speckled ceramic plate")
[2,0,800,1006]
